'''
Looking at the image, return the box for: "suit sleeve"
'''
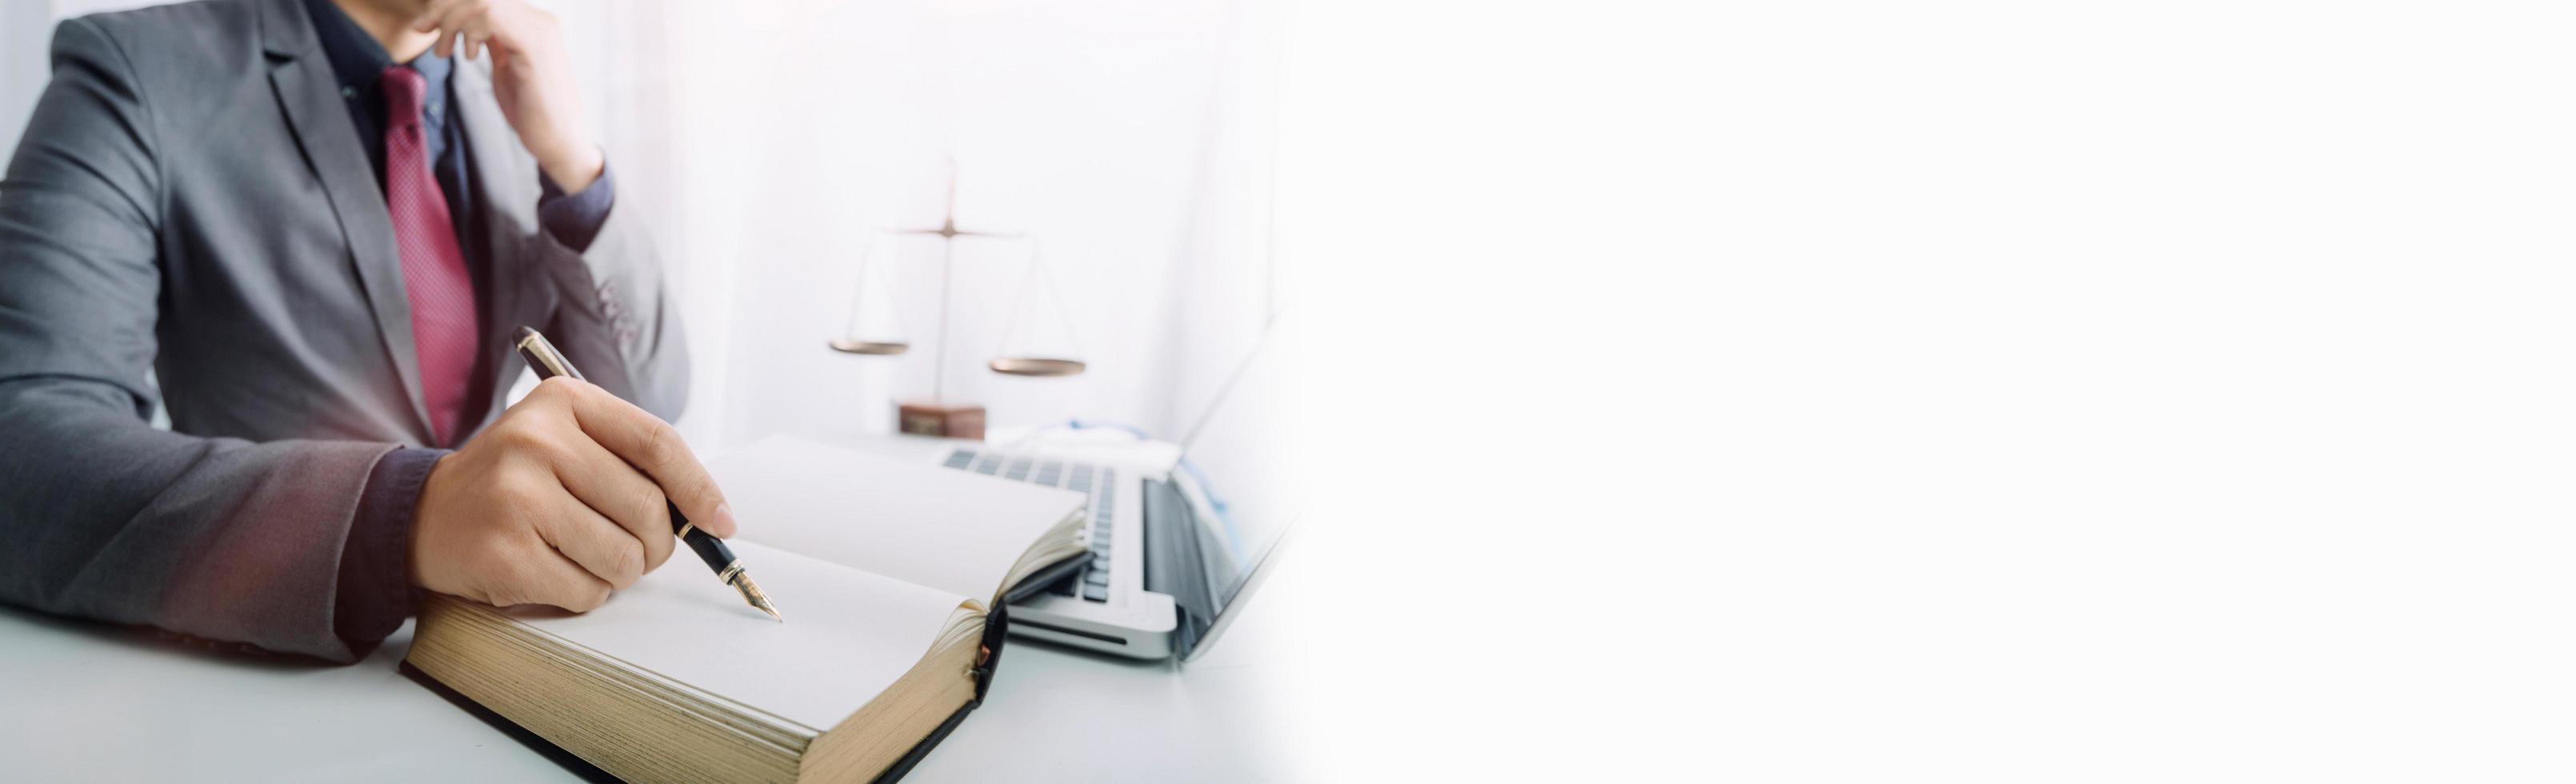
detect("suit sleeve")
[532,162,690,420]
[0,18,406,663]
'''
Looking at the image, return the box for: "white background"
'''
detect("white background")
[1270,0,2576,781]
[14,0,2576,780]
[2,0,1282,449]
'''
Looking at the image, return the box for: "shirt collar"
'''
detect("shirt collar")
[411,50,454,126]
[304,0,451,119]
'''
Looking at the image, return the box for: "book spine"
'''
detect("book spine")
[971,604,1008,702]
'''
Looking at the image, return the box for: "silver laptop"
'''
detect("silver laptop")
[928,322,1300,660]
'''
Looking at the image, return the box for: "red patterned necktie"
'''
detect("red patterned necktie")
[380,65,478,446]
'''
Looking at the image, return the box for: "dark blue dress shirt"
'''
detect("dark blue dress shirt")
[302,0,619,650]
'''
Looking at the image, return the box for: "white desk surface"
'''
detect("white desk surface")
[0,433,1293,782]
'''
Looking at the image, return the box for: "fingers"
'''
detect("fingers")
[414,0,497,60]
[553,433,678,574]
[456,18,490,60]
[424,1,473,58]
[531,491,648,590]
[434,18,474,59]
[490,532,614,612]
[552,378,738,538]
[465,14,494,60]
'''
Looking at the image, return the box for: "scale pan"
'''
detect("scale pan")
[828,338,911,355]
[989,357,1086,377]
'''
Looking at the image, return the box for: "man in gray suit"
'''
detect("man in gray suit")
[0,0,737,662]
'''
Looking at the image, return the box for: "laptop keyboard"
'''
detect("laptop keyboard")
[941,448,1115,602]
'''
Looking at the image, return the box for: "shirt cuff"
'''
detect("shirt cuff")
[334,446,444,654]
[537,158,617,253]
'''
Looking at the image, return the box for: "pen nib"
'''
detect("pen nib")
[732,573,785,622]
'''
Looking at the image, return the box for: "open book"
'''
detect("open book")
[405,438,1089,784]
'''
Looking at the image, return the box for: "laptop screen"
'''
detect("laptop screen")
[1171,314,1305,627]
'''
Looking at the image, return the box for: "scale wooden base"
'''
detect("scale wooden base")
[898,400,986,440]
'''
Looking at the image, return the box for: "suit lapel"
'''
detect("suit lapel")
[258,0,436,444]
[451,59,537,426]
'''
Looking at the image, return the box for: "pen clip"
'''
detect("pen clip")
[514,326,585,382]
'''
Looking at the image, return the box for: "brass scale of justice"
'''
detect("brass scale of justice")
[826,169,1088,388]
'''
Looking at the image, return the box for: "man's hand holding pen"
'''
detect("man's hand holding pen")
[411,376,737,612]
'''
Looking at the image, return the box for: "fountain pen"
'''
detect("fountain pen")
[514,326,784,622]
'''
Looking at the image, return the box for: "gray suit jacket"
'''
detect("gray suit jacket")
[0,0,685,662]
